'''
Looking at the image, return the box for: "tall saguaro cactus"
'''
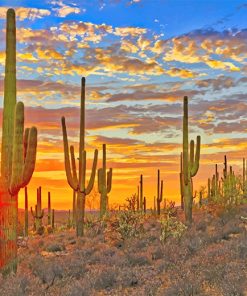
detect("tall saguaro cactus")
[61,77,98,236]
[156,169,163,215]
[182,96,201,224]
[98,144,112,218]
[139,174,143,211]
[0,9,37,275]
[47,192,51,225]
[24,187,28,237]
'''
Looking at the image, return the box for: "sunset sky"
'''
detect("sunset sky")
[0,0,247,210]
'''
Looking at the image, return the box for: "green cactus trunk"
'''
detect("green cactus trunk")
[182,96,201,224]
[0,181,18,275]
[98,144,112,218]
[140,174,143,211]
[47,192,51,225]
[52,209,55,230]
[72,190,76,228]
[24,187,28,237]
[76,191,86,236]
[156,169,163,215]
[0,9,37,274]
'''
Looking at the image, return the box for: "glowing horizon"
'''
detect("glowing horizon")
[0,0,246,210]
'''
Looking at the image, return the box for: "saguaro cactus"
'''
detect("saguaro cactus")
[137,186,140,211]
[52,209,55,230]
[182,96,201,224]
[72,190,76,228]
[0,9,37,275]
[139,174,143,211]
[47,192,51,225]
[143,196,146,213]
[24,187,28,237]
[61,77,98,236]
[31,187,44,233]
[180,152,184,209]
[156,169,163,215]
[98,144,112,218]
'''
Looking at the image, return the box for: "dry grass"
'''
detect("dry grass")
[1,204,247,296]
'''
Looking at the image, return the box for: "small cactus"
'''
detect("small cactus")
[31,187,44,234]
[98,144,112,218]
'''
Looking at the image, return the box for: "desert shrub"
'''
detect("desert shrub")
[127,253,150,266]
[46,243,65,252]
[163,200,177,218]
[160,216,187,243]
[117,211,144,239]
[0,274,31,296]
[118,270,138,287]
[104,211,144,243]
[92,269,117,290]
[29,255,64,286]
[64,279,92,296]
[64,258,86,279]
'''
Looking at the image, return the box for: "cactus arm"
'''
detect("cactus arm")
[22,126,37,187]
[79,150,86,192]
[107,168,112,193]
[189,140,194,169]
[98,168,103,194]
[61,116,77,191]
[183,96,189,186]
[191,135,201,177]
[158,180,163,202]
[70,145,78,185]
[23,128,30,159]
[9,102,24,195]
[85,149,98,195]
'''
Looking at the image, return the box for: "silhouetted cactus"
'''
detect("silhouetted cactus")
[98,144,112,218]
[31,187,44,234]
[182,96,201,224]
[61,77,98,236]
[24,187,28,237]
[157,169,163,215]
[137,185,140,210]
[52,209,55,230]
[47,192,51,225]
[0,9,37,275]
[180,152,184,209]
[139,174,143,211]
[143,196,146,213]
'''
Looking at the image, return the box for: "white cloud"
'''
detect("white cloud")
[51,0,84,17]
[0,7,51,20]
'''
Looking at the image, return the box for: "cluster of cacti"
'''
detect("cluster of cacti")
[0,9,37,275]
[182,96,201,223]
[207,155,243,206]
[98,144,112,217]
[156,169,163,215]
[31,187,44,234]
